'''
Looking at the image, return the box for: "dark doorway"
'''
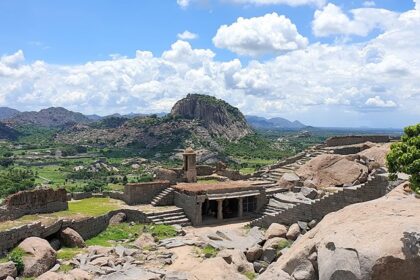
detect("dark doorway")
[223,198,239,219]
[202,199,217,220]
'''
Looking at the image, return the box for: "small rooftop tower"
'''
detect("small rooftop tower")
[183,147,197,183]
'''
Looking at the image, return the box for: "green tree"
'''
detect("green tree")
[387,123,420,194]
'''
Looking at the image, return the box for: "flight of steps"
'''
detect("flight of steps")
[151,187,174,206]
[146,207,191,226]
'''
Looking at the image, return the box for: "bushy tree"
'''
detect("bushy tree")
[387,123,420,194]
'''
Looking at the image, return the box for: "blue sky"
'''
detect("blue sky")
[0,0,419,128]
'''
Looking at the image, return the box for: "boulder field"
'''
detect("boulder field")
[258,183,420,280]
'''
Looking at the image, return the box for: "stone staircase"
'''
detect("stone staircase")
[258,146,331,184]
[146,207,191,226]
[250,173,392,228]
[151,187,175,206]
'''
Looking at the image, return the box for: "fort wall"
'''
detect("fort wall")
[325,135,390,147]
[123,181,171,205]
[250,173,390,228]
[0,189,68,222]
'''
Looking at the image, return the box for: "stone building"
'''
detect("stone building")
[172,181,268,225]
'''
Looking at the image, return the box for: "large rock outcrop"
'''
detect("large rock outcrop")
[295,154,368,189]
[259,183,420,280]
[358,143,391,167]
[170,94,253,140]
[18,237,57,277]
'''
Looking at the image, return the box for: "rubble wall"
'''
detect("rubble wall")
[0,189,68,222]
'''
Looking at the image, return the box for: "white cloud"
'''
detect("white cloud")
[177,30,198,40]
[213,13,308,56]
[363,1,375,7]
[312,3,399,37]
[365,96,397,108]
[222,0,326,7]
[177,0,190,8]
[0,4,419,127]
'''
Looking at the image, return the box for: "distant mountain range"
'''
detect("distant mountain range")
[0,107,20,120]
[246,115,307,130]
[0,106,305,130]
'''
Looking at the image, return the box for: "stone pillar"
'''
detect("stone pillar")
[238,197,243,218]
[217,199,223,220]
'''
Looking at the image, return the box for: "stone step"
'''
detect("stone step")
[147,211,184,220]
[154,218,191,226]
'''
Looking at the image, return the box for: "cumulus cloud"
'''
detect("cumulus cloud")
[312,3,399,37]
[0,4,419,127]
[363,1,375,7]
[222,0,325,7]
[365,96,397,108]
[177,30,198,40]
[177,0,190,8]
[213,13,308,56]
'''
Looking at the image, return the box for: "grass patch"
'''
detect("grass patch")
[278,239,291,250]
[239,167,256,175]
[145,224,177,240]
[58,264,73,273]
[201,245,218,258]
[57,247,85,261]
[60,197,121,217]
[86,223,143,247]
[243,271,256,280]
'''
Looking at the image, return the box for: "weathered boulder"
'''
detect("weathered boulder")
[263,237,288,251]
[253,260,269,274]
[59,227,86,248]
[261,248,277,263]
[260,183,420,280]
[154,168,179,184]
[278,173,301,189]
[358,143,391,167]
[218,249,254,273]
[265,223,287,239]
[318,242,361,280]
[68,268,93,280]
[189,256,248,280]
[0,261,17,279]
[257,265,294,280]
[286,223,301,241]
[291,259,316,280]
[246,245,263,262]
[296,154,369,189]
[18,237,57,277]
[133,233,157,250]
[36,271,72,280]
[109,212,126,225]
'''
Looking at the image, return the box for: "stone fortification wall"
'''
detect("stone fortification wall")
[173,191,202,225]
[251,173,391,228]
[0,208,149,256]
[69,191,125,201]
[123,181,170,205]
[325,135,390,147]
[0,189,68,222]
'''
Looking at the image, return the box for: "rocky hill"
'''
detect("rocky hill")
[0,123,19,140]
[55,94,254,156]
[171,94,253,140]
[0,107,20,120]
[6,107,91,128]
[246,115,306,130]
